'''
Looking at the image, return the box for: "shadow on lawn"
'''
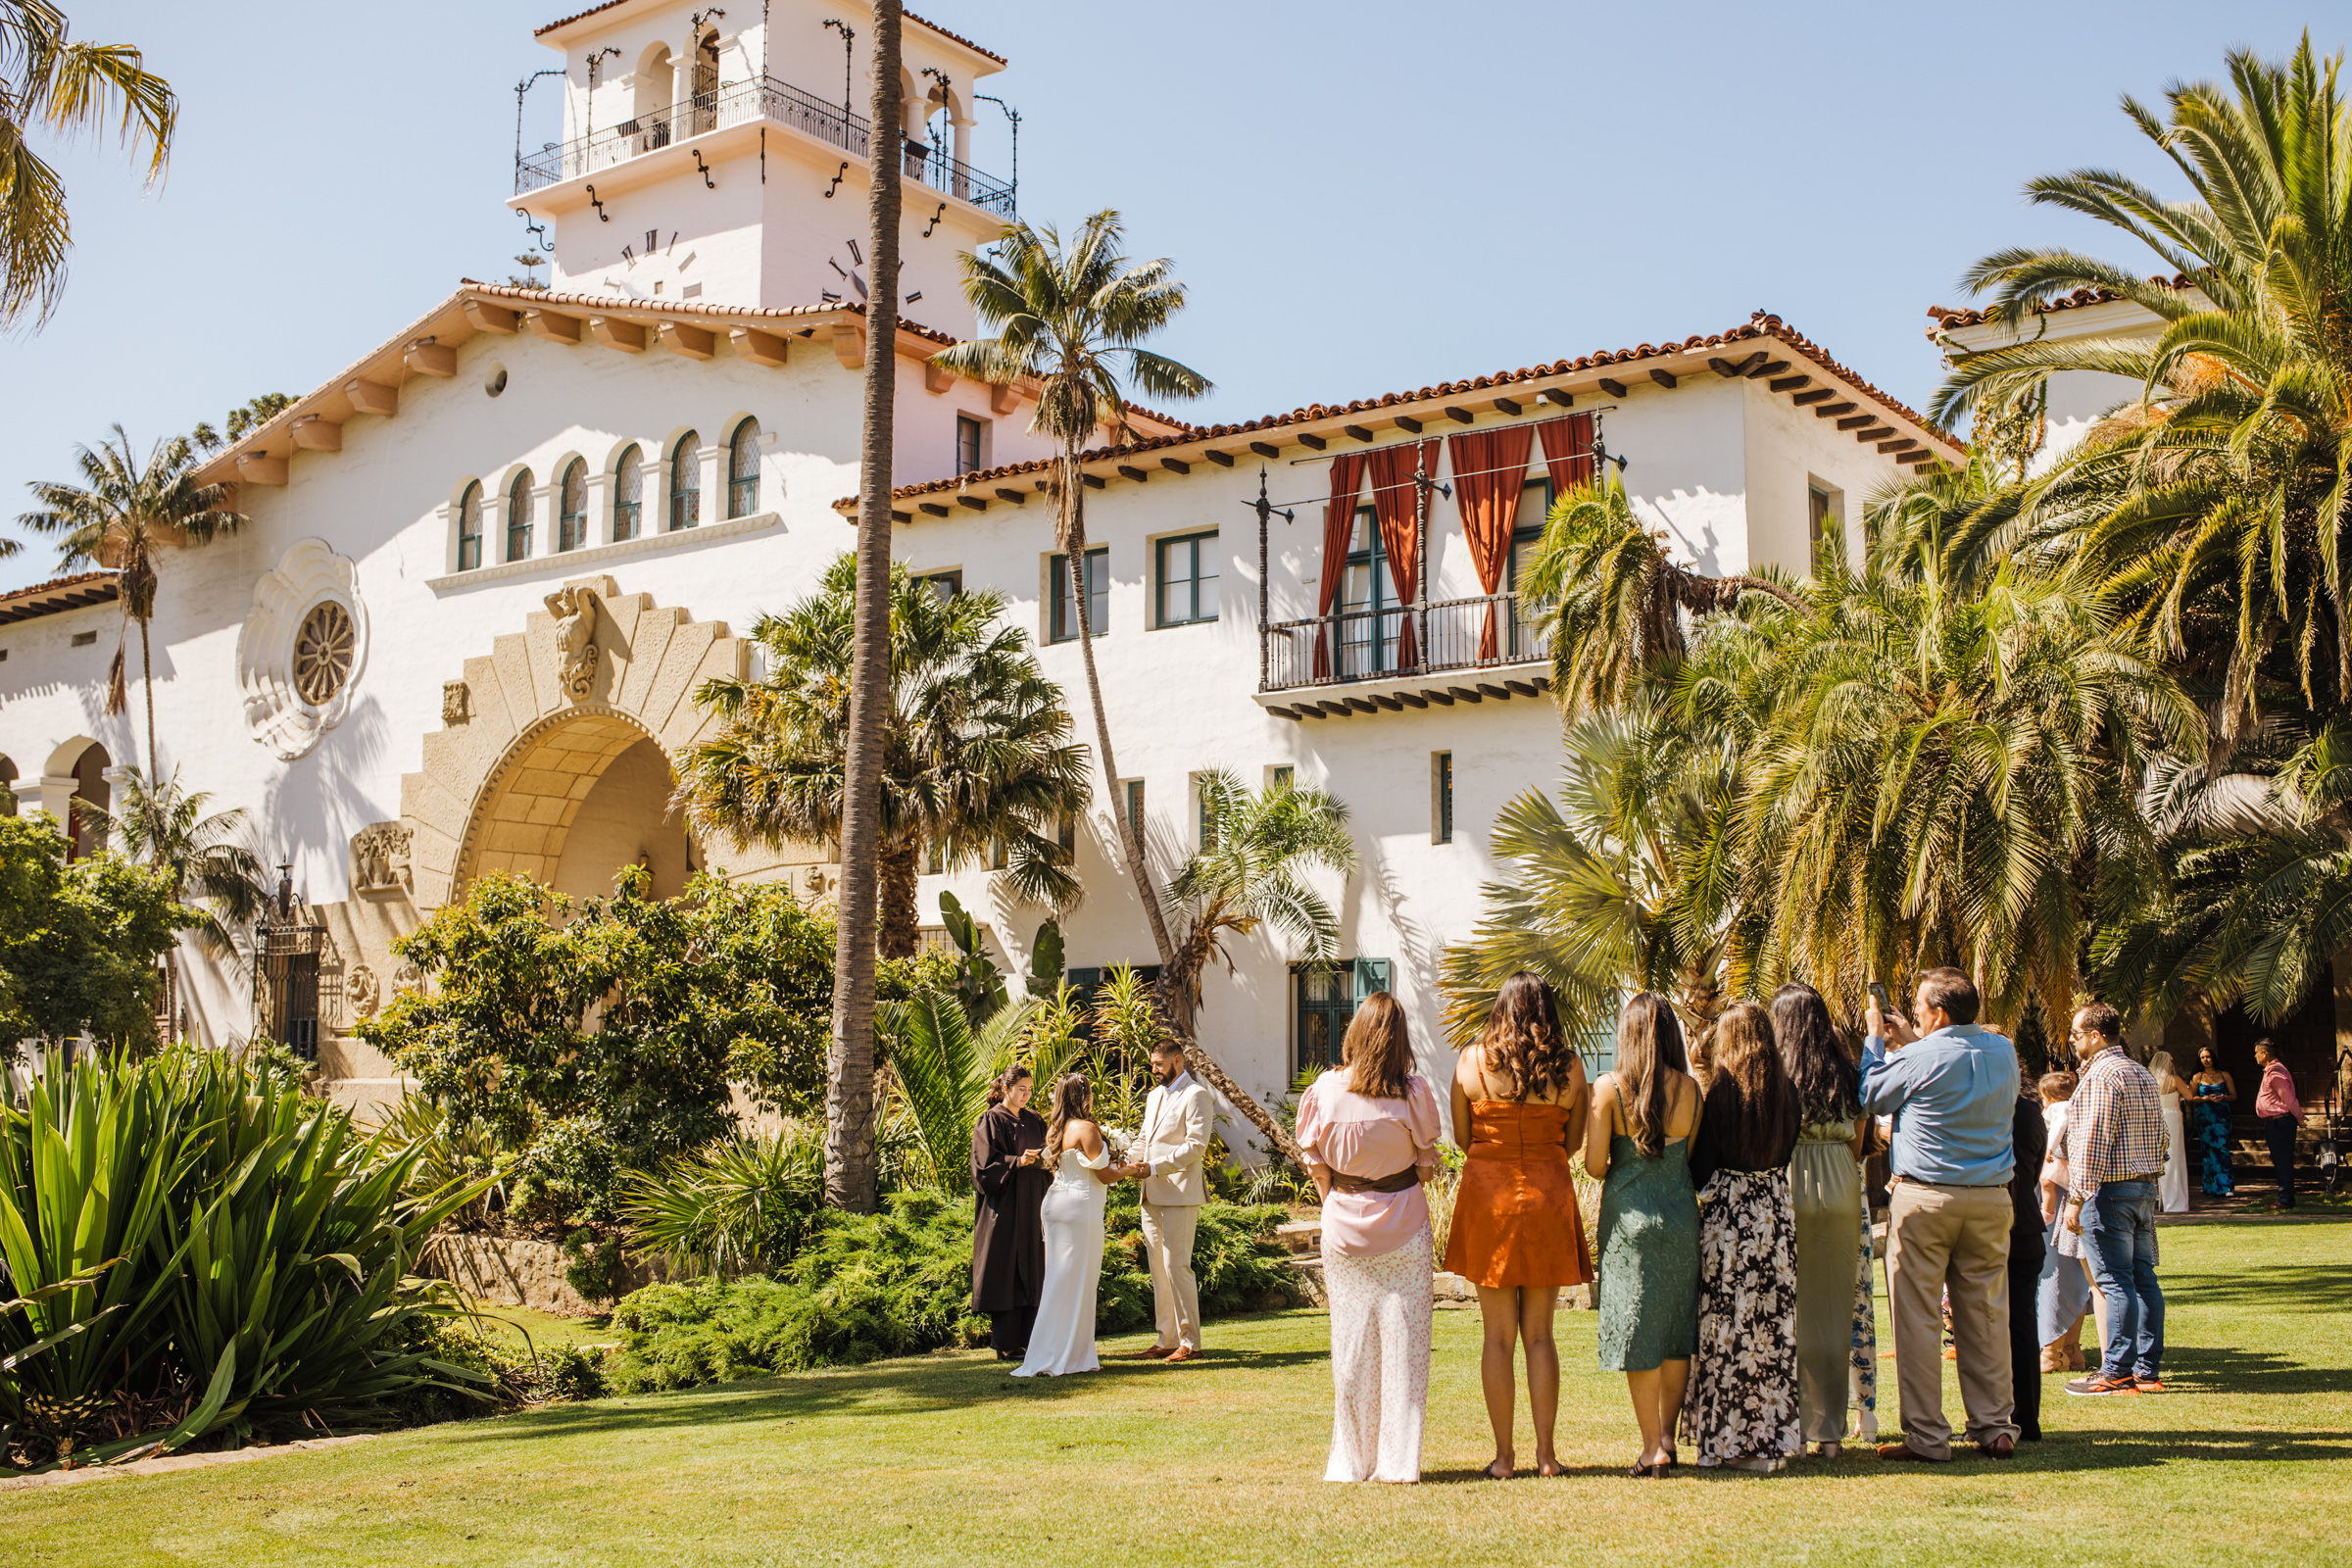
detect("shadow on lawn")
[437,1335,1329,1446]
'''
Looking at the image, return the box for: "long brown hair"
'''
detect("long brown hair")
[1703,1000,1800,1169]
[1771,982,1859,1125]
[1342,991,1413,1100]
[984,1062,1032,1107]
[1614,992,1689,1156]
[1043,1073,1094,1161]
[1475,970,1579,1102]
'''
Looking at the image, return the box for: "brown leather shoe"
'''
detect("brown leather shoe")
[1979,1434,2016,1459]
[1876,1442,1947,1462]
[1129,1345,1175,1360]
[1162,1345,1200,1363]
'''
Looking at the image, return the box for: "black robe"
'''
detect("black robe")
[970,1103,1050,1313]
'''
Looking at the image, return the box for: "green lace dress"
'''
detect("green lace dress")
[1596,1133,1699,1372]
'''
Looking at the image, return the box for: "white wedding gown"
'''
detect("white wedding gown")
[2160,1091,2190,1213]
[1012,1145,1110,1377]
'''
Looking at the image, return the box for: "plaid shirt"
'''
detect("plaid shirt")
[2067,1046,2168,1200]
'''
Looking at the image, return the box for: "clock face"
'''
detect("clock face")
[612,228,700,299]
[821,238,923,308]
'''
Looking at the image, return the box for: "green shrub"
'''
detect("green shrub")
[620,1125,826,1275]
[601,1193,1300,1394]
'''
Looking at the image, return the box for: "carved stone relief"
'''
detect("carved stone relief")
[443,681,471,724]
[544,584,602,702]
[351,822,414,896]
[349,962,381,1020]
[235,538,370,760]
[391,958,423,1000]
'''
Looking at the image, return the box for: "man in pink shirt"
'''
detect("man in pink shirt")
[2253,1041,2302,1209]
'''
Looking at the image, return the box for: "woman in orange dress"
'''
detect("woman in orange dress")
[1444,971,1592,1479]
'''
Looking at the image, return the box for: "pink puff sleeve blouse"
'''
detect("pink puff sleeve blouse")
[1295,1068,1445,1258]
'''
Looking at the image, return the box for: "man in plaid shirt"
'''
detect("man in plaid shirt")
[2062,1002,2168,1396]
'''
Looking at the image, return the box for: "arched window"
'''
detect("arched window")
[668,432,700,531]
[559,459,588,552]
[457,481,483,571]
[507,469,535,562]
[728,418,760,518]
[612,444,643,541]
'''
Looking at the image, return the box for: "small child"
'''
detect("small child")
[2036,1070,2087,1372]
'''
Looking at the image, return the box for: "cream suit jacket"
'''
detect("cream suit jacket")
[1134,1072,1216,1207]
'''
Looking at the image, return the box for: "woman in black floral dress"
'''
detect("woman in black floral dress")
[1683,1001,1802,1472]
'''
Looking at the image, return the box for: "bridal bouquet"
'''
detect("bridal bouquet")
[1100,1125,1136,1158]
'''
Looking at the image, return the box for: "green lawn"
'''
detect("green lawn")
[10,1215,2349,1567]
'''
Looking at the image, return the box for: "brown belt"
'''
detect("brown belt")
[1329,1166,1421,1195]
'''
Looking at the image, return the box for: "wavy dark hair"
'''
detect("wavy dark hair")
[1043,1073,1094,1161]
[1474,970,1580,1102]
[1614,992,1689,1155]
[1771,982,1860,1126]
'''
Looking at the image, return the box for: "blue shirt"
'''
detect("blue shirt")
[1860,1024,2021,1187]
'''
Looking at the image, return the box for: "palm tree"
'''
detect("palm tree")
[1439,700,1739,1054]
[85,765,270,1042]
[1158,771,1356,1160]
[1520,477,1805,717]
[1,2,177,329]
[823,0,907,1214]
[674,555,1090,957]
[930,213,1236,1099]
[18,425,242,777]
[1929,37,2352,742]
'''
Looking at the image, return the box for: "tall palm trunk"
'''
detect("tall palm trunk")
[878,835,921,959]
[825,1,904,1214]
[138,612,158,779]
[1059,454,1296,1162]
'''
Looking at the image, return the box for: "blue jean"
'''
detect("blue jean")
[2079,1180,2163,1379]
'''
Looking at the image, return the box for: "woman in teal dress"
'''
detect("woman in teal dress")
[2191,1048,2235,1197]
[1585,991,1703,1479]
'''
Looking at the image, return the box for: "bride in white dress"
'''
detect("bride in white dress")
[1013,1075,1117,1378]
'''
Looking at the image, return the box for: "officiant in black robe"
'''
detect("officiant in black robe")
[971,1068,1051,1359]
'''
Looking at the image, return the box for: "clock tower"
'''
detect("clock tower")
[512,0,1014,338]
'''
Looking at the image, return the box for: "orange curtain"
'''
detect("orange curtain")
[1539,413,1595,498]
[1447,424,1535,661]
[1314,452,1368,677]
[1365,441,1435,669]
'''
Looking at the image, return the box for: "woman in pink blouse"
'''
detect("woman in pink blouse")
[1296,990,1445,1483]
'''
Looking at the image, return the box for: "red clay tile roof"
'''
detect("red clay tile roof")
[0,570,120,625]
[849,311,1958,507]
[533,2,1005,64]
[1926,274,2189,333]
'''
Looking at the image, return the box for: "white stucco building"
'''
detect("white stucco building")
[0,0,1960,1128]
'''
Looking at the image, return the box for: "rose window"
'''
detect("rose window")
[293,602,356,705]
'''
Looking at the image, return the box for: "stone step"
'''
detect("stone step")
[1274,1218,1321,1254]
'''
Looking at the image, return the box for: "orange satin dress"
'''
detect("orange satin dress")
[1442,1100,1592,1289]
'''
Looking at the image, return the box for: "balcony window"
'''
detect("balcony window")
[457,481,483,571]
[669,431,701,531]
[919,569,963,599]
[559,459,588,552]
[1155,531,1219,627]
[1049,547,1108,643]
[507,468,535,563]
[728,419,760,517]
[1339,508,1405,676]
[612,444,643,541]
[1505,478,1553,660]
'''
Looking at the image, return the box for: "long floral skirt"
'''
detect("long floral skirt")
[1682,1168,1801,1468]
[1849,1203,1879,1443]
[1323,1225,1433,1484]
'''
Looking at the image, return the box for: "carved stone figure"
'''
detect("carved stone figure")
[443,680,471,723]
[351,823,414,895]
[391,958,423,1000]
[543,584,602,702]
[349,963,380,1020]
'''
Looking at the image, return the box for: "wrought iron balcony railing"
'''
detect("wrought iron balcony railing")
[1261,593,1551,692]
[516,75,1015,217]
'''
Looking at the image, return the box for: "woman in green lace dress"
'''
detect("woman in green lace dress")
[1585,992,1703,1478]
[1773,983,1870,1457]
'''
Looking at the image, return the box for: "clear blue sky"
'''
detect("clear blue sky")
[1,0,2339,593]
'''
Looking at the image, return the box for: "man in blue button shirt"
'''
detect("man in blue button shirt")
[1863,966,2022,1463]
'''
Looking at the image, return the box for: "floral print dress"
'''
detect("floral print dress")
[1682,1166,1801,1467]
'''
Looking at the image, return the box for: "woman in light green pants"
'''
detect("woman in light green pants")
[1773,984,1871,1458]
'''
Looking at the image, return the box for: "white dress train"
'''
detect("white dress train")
[2160,1091,2190,1213]
[1012,1146,1110,1377]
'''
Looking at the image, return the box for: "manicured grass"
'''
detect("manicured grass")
[465,1304,615,1357]
[11,1215,2349,1566]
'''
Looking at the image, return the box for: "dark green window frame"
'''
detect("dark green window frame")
[456,481,483,571]
[1050,547,1109,643]
[1293,957,1392,1078]
[1155,530,1219,627]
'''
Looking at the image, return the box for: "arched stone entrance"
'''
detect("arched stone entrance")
[399,573,749,912]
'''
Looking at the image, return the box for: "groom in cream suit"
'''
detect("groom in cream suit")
[1115,1039,1216,1362]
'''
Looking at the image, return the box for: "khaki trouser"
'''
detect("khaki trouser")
[1142,1201,1201,1350]
[1886,1181,2016,1460]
